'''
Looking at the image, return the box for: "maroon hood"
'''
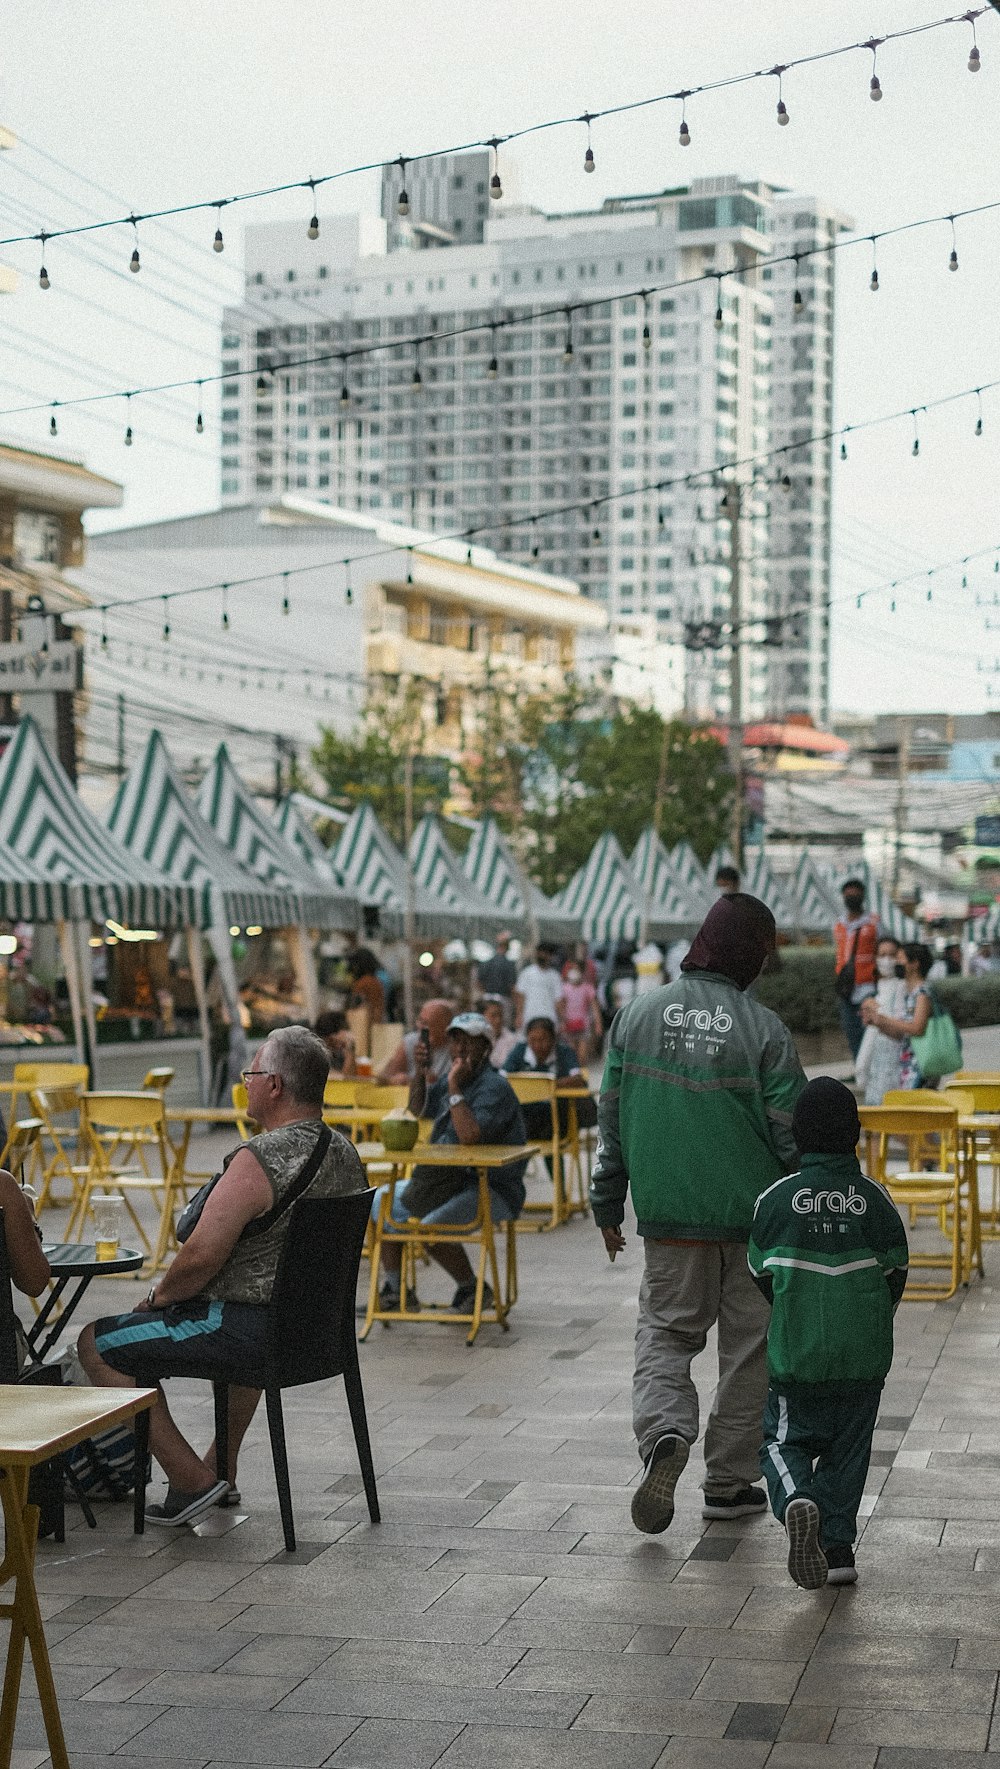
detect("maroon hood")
[681,892,777,992]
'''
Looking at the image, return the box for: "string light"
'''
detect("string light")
[792,256,804,315]
[949,215,959,270]
[714,275,724,328]
[221,585,230,630]
[339,364,351,408]
[869,238,880,291]
[281,571,291,615]
[100,611,108,650]
[773,67,790,124]
[487,323,499,378]
[345,560,353,605]
[678,98,691,146]
[411,341,423,391]
[162,597,170,641]
[642,292,652,351]
[307,182,319,239]
[49,406,57,437]
[968,12,982,68]
[38,234,49,291]
[911,409,921,456]
[488,138,503,200]
[212,204,225,253]
[12,194,1000,432]
[129,217,140,273]
[396,157,409,217]
[123,393,133,447]
[582,112,595,172]
[976,389,984,436]
[563,310,574,363]
[867,37,884,99]
[195,381,204,434]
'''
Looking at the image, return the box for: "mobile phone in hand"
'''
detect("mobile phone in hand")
[418,1026,431,1053]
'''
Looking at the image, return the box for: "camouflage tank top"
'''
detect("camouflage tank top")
[204,1118,365,1306]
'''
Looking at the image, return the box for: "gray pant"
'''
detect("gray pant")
[633,1239,770,1495]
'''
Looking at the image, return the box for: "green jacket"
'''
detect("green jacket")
[590,971,805,1240]
[748,1152,908,1388]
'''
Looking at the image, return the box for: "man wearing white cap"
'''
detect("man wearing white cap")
[373,1012,528,1313]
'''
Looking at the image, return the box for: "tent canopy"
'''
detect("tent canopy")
[463,816,580,945]
[197,745,358,930]
[273,798,347,887]
[669,841,714,921]
[409,815,508,941]
[0,716,199,927]
[741,846,798,934]
[557,832,648,945]
[630,828,704,936]
[333,802,454,940]
[108,731,298,930]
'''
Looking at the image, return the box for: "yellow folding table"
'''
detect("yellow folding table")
[0,1384,155,1769]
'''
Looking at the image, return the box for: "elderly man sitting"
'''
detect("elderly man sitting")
[374,1011,527,1314]
[377,997,454,1085]
[79,1026,365,1527]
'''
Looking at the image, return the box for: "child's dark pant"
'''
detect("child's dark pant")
[760,1381,882,1547]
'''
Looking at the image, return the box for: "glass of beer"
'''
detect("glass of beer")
[92,1193,124,1262]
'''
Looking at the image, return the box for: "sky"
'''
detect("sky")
[1,0,999,727]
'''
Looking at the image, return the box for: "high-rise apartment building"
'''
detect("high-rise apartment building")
[220,164,847,722]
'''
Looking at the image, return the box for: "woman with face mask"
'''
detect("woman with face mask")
[861,942,935,1090]
[854,937,906,1104]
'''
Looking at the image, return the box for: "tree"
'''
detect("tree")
[517,696,732,896]
[311,682,447,847]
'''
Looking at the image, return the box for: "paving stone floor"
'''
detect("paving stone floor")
[11,1051,1000,1768]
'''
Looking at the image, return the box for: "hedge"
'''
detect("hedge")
[753,948,1000,1035]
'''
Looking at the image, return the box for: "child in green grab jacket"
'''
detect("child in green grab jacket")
[748,1076,908,1590]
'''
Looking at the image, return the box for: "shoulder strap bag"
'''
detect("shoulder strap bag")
[176,1125,333,1245]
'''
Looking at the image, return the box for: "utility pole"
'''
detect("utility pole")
[402,742,416,1028]
[723,480,744,866]
[891,715,910,893]
[116,692,126,780]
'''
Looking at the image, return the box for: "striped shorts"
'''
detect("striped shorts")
[93,1299,268,1386]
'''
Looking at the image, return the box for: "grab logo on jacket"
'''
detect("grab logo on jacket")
[791,1185,867,1216]
[663,1003,733,1034]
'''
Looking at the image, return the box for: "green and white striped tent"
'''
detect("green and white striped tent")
[0,716,198,927]
[197,745,358,930]
[741,846,798,934]
[629,829,703,936]
[707,844,739,883]
[333,803,455,939]
[462,815,579,944]
[0,834,63,924]
[812,857,919,943]
[273,798,348,890]
[790,850,842,934]
[670,841,714,919]
[108,732,298,930]
[556,832,649,945]
[409,815,508,941]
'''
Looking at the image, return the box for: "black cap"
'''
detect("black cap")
[792,1077,861,1156]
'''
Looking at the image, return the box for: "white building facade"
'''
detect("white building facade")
[218,167,847,724]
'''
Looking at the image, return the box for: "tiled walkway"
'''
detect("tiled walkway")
[12,1077,1000,1768]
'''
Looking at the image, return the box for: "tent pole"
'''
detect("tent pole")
[73,920,99,1085]
[287,924,319,1024]
[56,919,84,1067]
[185,926,212,1105]
[402,746,415,1029]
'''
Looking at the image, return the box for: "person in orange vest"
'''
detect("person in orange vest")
[833,879,881,1061]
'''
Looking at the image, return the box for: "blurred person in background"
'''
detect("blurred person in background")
[378,998,454,1084]
[854,936,905,1105]
[861,941,934,1091]
[478,995,518,1068]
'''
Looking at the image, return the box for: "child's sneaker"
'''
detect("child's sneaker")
[630,1434,689,1534]
[702,1485,768,1520]
[824,1542,857,1585]
[784,1496,828,1590]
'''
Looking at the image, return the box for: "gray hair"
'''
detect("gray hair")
[260,1025,331,1107]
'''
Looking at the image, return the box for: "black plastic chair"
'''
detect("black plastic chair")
[212,1188,381,1552]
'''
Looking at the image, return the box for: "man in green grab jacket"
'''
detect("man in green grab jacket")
[591,892,805,1534]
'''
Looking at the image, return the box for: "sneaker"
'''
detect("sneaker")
[702,1485,768,1520]
[452,1280,493,1312]
[630,1433,690,1534]
[145,1479,230,1527]
[784,1496,828,1590]
[824,1542,857,1585]
[378,1282,419,1311]
[217,1486,242,1509]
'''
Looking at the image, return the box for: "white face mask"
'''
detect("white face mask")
[566,969,582,984]
[876,954,898,978]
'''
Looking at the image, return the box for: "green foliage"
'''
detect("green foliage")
[754,949,1000,1035]
[311,684,447,847]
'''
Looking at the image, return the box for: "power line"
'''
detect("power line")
[1,7,990,252]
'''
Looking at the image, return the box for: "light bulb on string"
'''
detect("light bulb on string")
[281,572,290,616]
[792,256,803,315]
[867,38,883,99]
[968,17,981,71]
[123,394,133,447]
[582,112,595,172]
[976,390,984,437]
[563,310,574,364]
[307,181,319,239]
[345,561,353,606]
[100,611,108,650]
[489,138,503,199]
[396,157,409,216]
[678,95,691,146]
[221,585,230,630]
[411,342,423,391]
[949,216,959,271]
[773,66,789,124]
[129,217,141,273]
[714,277,724,329]
[642,291,651,351]
[869,239,879,291]
[487,324,498,378]
[340,359,351,407]
[911,409,921,457]
[212,204,225,252]
[162,597,170,641]
[195,381,204,434]
[49,407,58,437]
[840,438,848,461]
[38,234,50,290]
[256,359,271,393]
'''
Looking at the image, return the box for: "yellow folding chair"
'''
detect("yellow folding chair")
[0,1118,45,1190]
[943,1082,1000,1236]
[142,1067,175,1094]
[72,1092,176,1272]
[28,1086,87,1212]
[507,1073,564,1231]
[859,1102,978,1299]
[231,1083,254,1142]
[10,1062,88,1126]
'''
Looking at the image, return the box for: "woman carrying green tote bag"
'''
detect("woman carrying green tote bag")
[862,941,961,1088]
